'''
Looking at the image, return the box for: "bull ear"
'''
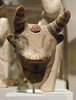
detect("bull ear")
[14,5,27,34]
[7,34,16,47]
[57,34,64,44]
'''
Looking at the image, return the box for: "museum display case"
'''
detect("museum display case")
[0,0,75,100]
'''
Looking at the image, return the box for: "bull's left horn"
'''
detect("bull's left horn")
[47,10,71,36]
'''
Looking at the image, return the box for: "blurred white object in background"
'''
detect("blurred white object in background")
[0,18,9,87]
[66,0,76,42]
[3,0,20,5]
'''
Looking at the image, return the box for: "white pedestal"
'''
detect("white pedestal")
[6,89,73,100]
[55,79,67,89]
[0,87,17,100]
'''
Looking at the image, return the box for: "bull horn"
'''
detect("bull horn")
[47,10,71,38]
[14,5,27,34]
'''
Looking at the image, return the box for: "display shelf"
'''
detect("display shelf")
[6,89,73,100]
[0,87,73,100]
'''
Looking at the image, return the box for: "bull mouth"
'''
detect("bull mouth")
[19,55,50,85]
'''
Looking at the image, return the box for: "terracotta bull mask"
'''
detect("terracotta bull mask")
[7,5,70,87]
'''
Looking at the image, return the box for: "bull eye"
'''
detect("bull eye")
[16,38,24,48]
[17,37,28,48]
[47,41,51,48]
[30,25,41,33]
[46,39,53,50]
[19,40,24,44]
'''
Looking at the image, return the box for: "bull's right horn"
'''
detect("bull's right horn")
[14,5,27,34]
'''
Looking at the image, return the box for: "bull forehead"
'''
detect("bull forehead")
[16,24,54,48]
[23,24,48,37]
